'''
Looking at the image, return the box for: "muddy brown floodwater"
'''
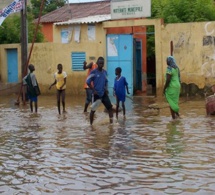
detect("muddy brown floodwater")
[0,94,214,195]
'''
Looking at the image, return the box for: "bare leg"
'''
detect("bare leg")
[170,107,175,119]
[90,110,95,125]
[57,90,61,115]
[30,100,33,112]
[35,101,38,113]
[175,112,181,119]
[84,103,89,112]
[109,108,113,124]
[116,98,119,120]
[57,101,61,115]
[84,89,92,112]
[62,90,66,113]
[122,101,125,117]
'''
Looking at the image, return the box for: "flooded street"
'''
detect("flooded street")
[0,94,215,195]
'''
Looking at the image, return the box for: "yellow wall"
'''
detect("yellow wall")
[1,20,215,95]
[0,23,106,95]
[161,21,215,89]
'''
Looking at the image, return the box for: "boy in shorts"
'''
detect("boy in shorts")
[23,64,40,113]
[86,57,113,125]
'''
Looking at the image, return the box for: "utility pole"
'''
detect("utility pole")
[21,0,28,103]
[21,0,28,78]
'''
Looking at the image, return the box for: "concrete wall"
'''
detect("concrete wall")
[1,20,215,96]
[161,21,215,96]
[162,22,215,87]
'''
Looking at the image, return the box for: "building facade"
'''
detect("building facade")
[0,1,215,96]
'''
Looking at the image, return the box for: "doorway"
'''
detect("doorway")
[106,34,133,96]
[133,38,142,92]
[7,49,18,83]
[106,27,156,96]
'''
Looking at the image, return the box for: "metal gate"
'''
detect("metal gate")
[106,34,133,95]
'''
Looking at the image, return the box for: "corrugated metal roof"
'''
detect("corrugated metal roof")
[37,1,110,23]
[54,14,111,25]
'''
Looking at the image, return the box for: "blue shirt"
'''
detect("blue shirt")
[86,68,108,98]
[114,76,128,102]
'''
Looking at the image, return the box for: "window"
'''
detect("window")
[71,52,86,71]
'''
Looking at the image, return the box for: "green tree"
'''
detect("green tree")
[152,0,215,23]
[0,0,67,44]
[147,0,215,58]
[0,13,44,44]
[0,15,21,44]
[30,0,66,19]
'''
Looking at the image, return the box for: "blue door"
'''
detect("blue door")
[135,40,142,90]
[7,49,18,83]
[106,34,133,96]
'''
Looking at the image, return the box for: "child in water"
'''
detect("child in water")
[23,64,40,113]
[49,64,67,115]
[113,67,130,120]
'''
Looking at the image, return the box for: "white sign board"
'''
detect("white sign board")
[111,0,151,20]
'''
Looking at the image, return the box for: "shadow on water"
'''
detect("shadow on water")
[0,94,215,194]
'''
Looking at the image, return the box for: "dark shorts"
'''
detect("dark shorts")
[29,96,37,102]
[93,93,112,111]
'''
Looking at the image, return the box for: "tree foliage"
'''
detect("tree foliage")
[152,0,215,23]
[0,0,67,44]
[147,0,215,58]
[0,13,44,44]
[0,15,21,44]
[30,0,66,19]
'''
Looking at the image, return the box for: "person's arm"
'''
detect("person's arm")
[126,85,130,94]
[86,72,94,89]
[49,73,57,90]
[163,73,172,95]
[23,75,27,86]
[124,78,130,94]
[83,61,93,70]
[49,80,56,90]
[113,80,116,96]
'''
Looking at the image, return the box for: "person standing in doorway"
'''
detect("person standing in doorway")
[83,61,97,112]
[113,67,130,120]
[86,57,113,125]
[23,64,41,113]
[163,56,181,120]
[49,64,67,115]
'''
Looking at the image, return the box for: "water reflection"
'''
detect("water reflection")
[166,121,184,158]
[0,95,215,194]
[84,125,114,159]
